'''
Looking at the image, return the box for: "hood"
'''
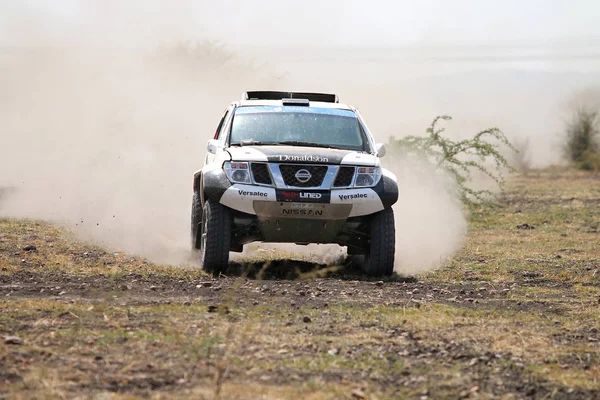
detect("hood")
[226,145,379,166]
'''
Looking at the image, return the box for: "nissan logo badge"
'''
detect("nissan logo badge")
[295,169,312,183]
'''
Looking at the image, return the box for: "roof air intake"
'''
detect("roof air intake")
[243,91,339,103]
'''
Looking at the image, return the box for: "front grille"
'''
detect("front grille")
[333,166,355,187]
[251,163,272,185]
[279,164,328,187]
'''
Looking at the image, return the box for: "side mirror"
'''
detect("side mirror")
[207,139,219,155]
[375,143,386,158]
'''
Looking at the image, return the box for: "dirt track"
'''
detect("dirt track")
[1,267,598,399]
[1,168,600,399]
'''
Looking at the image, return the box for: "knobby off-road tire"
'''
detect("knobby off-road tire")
[191,192,203,250]
[199,199,231,274]
[364,207,395,277]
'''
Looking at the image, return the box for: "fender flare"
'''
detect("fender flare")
[201,168,232,204]
[372,174,398,208]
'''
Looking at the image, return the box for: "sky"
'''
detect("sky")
[2,0,600,49]
[1,0,599,130]
[200,0,600,47]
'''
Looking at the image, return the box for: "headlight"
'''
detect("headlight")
[224,161,251,184]
[354,167,382,187]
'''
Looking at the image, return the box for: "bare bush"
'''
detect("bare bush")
[564,108,600,170]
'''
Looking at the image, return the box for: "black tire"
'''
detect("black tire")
[364,207,395,277]
[191,192,203,250]
[199,199,231,274]
[346,254,365,269]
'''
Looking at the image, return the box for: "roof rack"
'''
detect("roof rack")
[243,91,339,103]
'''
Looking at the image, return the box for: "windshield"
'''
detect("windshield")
[229,106,368,151]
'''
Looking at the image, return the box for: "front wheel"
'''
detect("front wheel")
[198,199,231,274]
[364,207,395,277]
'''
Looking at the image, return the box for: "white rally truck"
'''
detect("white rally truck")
[191,91,398,276]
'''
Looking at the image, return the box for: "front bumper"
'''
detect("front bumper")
[219,184,385,218]
[200,168,398,246]
[220,185,384,243]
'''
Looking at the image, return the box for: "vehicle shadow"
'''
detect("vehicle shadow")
[225,257,417,283]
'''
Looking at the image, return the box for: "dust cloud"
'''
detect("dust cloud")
[0,7,281,265]
[0,28,466,272]
[384,155,467,275]
[1,3,595,273]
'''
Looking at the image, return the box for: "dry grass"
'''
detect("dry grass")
[1,167,599,399]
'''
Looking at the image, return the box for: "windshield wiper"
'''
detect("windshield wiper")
[276,141,342,149]
[230,139,269,146]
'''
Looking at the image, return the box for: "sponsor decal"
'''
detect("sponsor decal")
[281,209,324,216]
[238,189,268,197]
[338,193,368,201]
[278,154,329,163]
[276,190,330,203]
[300,192,321,199]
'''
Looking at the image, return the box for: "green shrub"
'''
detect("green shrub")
[388,116,516,206]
